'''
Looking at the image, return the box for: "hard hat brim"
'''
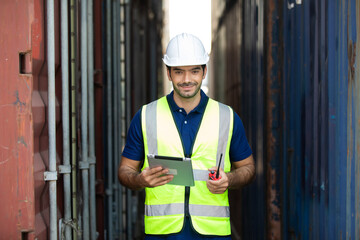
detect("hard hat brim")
[162,55,209,67]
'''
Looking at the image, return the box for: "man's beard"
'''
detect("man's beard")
[173,82,202,99]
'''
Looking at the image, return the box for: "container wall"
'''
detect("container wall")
[211,0,360,239]
[281,0,360,239]
[210,0,266,239]
[0,1,35,239]
[0,0,164,239]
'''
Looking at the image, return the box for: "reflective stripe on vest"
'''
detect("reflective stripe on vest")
[145,203,184,216]
[146,203,229,218]
[145,100,158,155]
[141,96,233,236]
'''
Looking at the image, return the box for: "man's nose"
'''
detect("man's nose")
[184,71,191,82]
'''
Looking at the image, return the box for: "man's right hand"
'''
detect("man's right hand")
[118,156,174,190]
[138,166,174,188]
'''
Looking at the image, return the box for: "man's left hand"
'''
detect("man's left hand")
[206,168,229,194]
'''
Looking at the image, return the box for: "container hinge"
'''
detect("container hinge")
[44,171,58,181]
[59,218,81,240]
[88,156,96,165]
[58,165,71,174]
[79,161,89,169]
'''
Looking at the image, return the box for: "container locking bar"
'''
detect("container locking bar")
[44,171,58,181]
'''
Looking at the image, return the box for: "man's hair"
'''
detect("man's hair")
[166,64,206,73]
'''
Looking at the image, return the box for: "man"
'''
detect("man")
[118,33,255,239]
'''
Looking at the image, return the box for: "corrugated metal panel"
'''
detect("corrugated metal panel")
[328,0,359,239]
[265,0,360,238]
[211,0,360,239]
[239,1,266,239]
[210,1,266,239]
[281,0,360,239]
[281,1,316,239]
[0,0,35,239]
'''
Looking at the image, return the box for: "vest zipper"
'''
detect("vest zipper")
[185,186,190,217]
[184,153,191,217]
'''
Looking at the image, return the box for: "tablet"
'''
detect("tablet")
[147,154,195,186]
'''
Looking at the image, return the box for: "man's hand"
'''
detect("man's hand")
[206,155,256,194]
[138,166,174,188]
[206,167,229,194]
[118,156,174,190]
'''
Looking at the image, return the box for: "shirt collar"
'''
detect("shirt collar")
[166,89,209,114]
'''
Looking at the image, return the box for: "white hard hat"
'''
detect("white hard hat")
[163,33,209,67]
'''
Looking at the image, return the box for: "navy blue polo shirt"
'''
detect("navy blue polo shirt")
[122,90,252,239]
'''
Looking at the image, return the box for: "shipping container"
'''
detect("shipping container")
[210,0,360,239]
[0,0,164,239]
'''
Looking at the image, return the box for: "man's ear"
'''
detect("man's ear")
[167,67,172,81]
[203,66,207,79]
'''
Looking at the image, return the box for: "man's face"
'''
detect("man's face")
[167,65,207,99]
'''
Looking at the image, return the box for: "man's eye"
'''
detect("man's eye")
[175,71,182,74]
[192,71,199,74]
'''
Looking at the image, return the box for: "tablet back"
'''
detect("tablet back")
[147,154,195,186]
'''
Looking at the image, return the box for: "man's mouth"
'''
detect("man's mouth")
[179,83,196,88]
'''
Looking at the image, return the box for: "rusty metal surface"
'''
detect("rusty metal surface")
[264,0,282,239]
[0,0,35,239]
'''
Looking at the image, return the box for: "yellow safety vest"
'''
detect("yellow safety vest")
[141,96,233,236]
